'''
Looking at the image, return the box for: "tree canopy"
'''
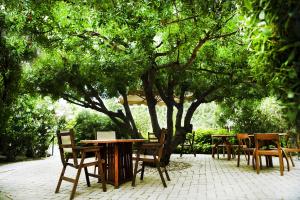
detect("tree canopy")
[2,0,297,162]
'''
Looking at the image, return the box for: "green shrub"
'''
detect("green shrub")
[73,110,116,144]
[175,128,232,154]
[1,95,57,161]
[217,97,288,133]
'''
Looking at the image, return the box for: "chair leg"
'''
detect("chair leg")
[94,153,98,174]
[191,146,196,157]
[290,154,295,167]
[132,152,140,187]
[55,165,67,193]
[247,152,250,165]
[140,162,145,180]
[256,153,260,174]
[281,150,289,171]
[155,161,167,187]
[97,157,107,192]
[180,144,184,157]
[279,154,284,176]
[84,167,91,187]
[164,166,170,181]
[237,148,241,167]
[259,156,263,169]
[70,166,82,200]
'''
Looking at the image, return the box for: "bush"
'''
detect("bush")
[1,95,57,161]
[73,110,117,144]
[217,97,288,133]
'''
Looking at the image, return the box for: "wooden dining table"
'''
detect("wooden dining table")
[80,139,145,188]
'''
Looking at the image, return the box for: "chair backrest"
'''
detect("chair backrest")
[254,133,281,149]
[236,133,251,148]
[96,131,116,140]
[285,131,300,149]
[157,128,167,161]
[148,132,158,143]
[57,129,78,166]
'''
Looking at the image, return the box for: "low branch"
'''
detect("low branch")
[209,31,237,40]
[190,67,232,76]
[163,15,200,25]
[184,36,209,67]
[72,30,126,51]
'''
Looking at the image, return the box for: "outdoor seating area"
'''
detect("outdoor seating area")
[1,1,300,200]
[211,133,300,176]
[1,149,300,200]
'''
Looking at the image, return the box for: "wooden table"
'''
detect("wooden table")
[211,134,236,160]
[81,139,145,188]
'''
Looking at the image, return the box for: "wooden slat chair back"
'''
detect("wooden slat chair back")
[236,133,255,167]
[254,133,284,176]
[148,132,159,143]
[132,128,170,187]
[57,130,78,166]
[55,129,106,200]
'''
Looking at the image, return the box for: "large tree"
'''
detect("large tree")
[11,0,253,162]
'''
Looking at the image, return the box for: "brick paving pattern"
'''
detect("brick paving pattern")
[0,150,300,200]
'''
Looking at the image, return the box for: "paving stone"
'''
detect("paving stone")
[0,149,300,200]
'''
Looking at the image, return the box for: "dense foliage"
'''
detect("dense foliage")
[1,95,57,161]
[73,110,117,144]
[217,97,288,133]
[241,0,300,132]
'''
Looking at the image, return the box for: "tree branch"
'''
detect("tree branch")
[184,36,209,67]
[209,31,238,40]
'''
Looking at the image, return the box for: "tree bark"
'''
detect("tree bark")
[142,70,161,135]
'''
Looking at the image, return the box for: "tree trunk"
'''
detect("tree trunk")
[142,71,161,134]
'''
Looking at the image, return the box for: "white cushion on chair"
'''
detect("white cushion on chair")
[97,131,116,140]
[61,135,72,153]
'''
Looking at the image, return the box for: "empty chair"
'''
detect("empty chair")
[236,133,255,168]
[180,131,196,157]
[282,132,300,167]
[254,133,284,176]
[55,129,106,200]
[94,131,116,173]
[132,128,170,187]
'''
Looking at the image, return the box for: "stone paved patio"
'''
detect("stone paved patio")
[0,149,300,200]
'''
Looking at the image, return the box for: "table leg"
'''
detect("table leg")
[114,144,119,188]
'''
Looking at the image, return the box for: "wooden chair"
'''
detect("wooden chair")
[94,131,116,173]
[132,128,170,187]
[236,133,255,168]
[282,132,300,167]
[180,131,196,157]
[254,133,284,176]
[55,129,106,200]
